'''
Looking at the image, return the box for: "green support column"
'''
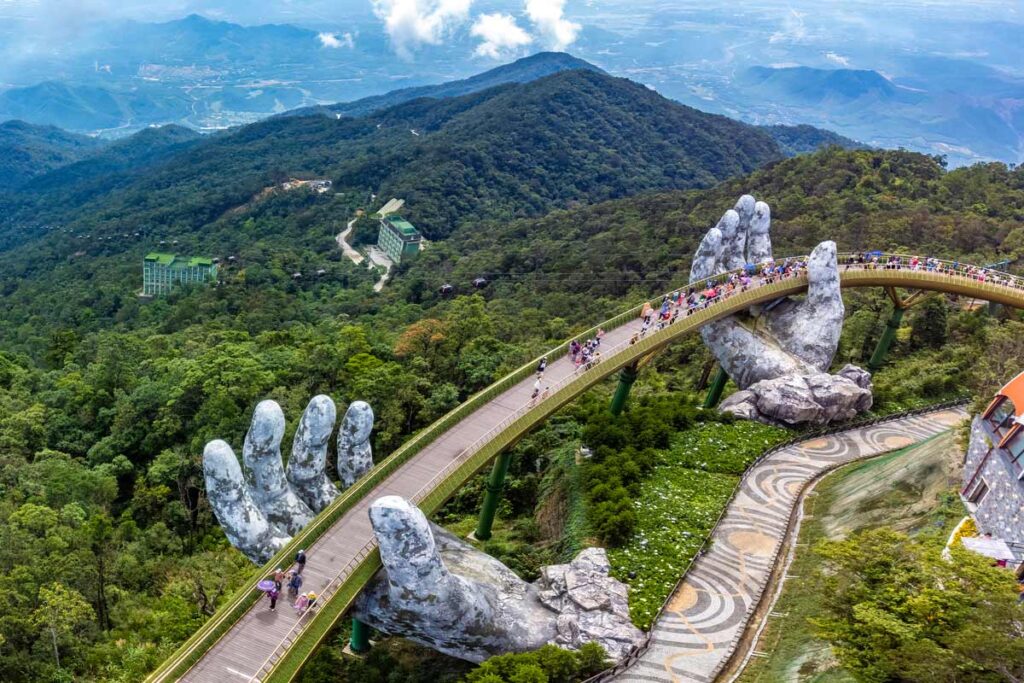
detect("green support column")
[474,451,513,541]
[867,306,905,371]
[703,367,728,409]
[609,363,639,416]
[350,618,371,653]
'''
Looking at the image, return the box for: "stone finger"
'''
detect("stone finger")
[204,439,289,564]
[243,400,315,534]
[287,395,339,513]
[689,226,724,284]
[368,496,453,602]
[338,400,374,488]
[716,209,744,272]
[746,200,772,265]
[726,196,755,269]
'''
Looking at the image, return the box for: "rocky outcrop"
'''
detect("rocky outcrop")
[353,496,644,663]
[692,195,873,427]
[720,365,873,427]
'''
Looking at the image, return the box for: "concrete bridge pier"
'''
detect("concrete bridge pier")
[703,366,729,409]
[609,363,639,416]
[474,451,514,541]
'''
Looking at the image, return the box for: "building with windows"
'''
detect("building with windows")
[376,215,422,265]
[142,252,218,296]
[962,371,1024,553]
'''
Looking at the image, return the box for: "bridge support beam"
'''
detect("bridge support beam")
[867,306,905,372]
[703,367,729,409]
[609,363,639,416]
[474,451,513,541]
[349,618,371,654]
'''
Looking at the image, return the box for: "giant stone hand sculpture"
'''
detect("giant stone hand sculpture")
[204,401,643,663]
[354,496,644,662]
[693,195,872,426]
[203,396,374,563]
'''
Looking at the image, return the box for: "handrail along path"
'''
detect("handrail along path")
[151,256,1024,683]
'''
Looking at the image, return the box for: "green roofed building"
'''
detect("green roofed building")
[377,215,422,265]
[143,253,218,296]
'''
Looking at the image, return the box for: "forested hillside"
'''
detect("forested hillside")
[1,137,1023,680]
[759,123,866,157]
[1,69,783,250]
[0,120,104,190]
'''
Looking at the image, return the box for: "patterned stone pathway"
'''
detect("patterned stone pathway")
[616,407,966,683]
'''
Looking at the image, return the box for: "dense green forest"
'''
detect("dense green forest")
[758,123,866,157]
[0,120,103,190]
[1,144,1023,681]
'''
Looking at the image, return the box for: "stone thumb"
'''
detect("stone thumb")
[369,496,451,599]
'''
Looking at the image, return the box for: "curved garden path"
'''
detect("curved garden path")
[615,406,967,683]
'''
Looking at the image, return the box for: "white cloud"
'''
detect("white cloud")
[525,0,580,51]
[318,31,354,48]
[471,12,532,58]
[372,0,473,57]
[769,9,807,44]
[824,51,850,67]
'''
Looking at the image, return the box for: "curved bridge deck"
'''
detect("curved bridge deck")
[153,257,1023,683]
[615,405,967,683]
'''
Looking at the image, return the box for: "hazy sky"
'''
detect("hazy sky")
[0,0,1020,80]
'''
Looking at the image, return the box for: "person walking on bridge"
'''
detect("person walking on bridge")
[267,581,280,611]
[295,549,307,575]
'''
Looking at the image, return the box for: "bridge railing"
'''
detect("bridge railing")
[149,253,1020,682]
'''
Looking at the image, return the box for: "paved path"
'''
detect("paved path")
[336,218,365,265]
[616,407,967,683]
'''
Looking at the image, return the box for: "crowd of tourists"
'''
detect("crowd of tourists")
[520,252,1024,410]
[845,252,1022,288]
[259,548,318,616]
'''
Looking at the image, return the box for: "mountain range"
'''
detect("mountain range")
[0,11,1018,166]
[0,54,856,201]
[0,65,787,246]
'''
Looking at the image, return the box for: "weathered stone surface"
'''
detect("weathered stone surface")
[337,401,374,488]
[354,496,644,663]
[720,371,873,427]
[205,395,375,563]
[286,395,339,513]
[692,196,873,427]
[242,400,315,535]
[203,439,289,564]
[762,241,845,372]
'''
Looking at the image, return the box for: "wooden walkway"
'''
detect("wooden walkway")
[615,407,967,683]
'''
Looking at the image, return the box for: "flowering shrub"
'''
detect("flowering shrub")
[607,420,788,628]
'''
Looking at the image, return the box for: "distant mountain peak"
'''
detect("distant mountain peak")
[741,65,898,103]
[284,51,604,121]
